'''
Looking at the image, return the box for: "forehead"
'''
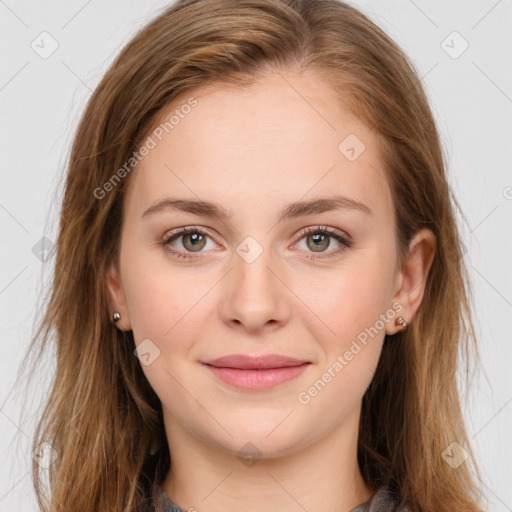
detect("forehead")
[124,69,391,223]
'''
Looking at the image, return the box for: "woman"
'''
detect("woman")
[22,0,485,510]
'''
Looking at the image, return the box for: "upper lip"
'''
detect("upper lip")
[202,354,310,370]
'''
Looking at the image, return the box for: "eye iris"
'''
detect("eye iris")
[307,233,330,252]
[183,232,206,252]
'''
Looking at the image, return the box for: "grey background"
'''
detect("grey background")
[1,1,511,510]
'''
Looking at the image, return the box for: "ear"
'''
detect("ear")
[386,228,436,335]
[106,260,132,331]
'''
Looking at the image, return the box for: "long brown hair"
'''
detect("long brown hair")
[14,0,485,510]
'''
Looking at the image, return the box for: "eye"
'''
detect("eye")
[161,225,352,261]
[294,226,352,259]
[161,226,217,260]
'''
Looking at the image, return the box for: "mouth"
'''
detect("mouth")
[201,354,312,390]
[202,354,310,370]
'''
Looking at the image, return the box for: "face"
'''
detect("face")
[107,69,414,459]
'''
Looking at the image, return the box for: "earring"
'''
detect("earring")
[113,312,121,323]
[394,316,408,328]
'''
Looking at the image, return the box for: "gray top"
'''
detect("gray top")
[148,482,403,512]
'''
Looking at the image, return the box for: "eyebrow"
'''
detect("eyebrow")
[141,195,372,222]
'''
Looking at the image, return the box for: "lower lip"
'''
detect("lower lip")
[203,363,311,390]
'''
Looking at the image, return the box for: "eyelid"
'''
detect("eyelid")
[161,225,218,248]
[295,225,351,242]
[162,225,212,240]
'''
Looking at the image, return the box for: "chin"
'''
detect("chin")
[203,418,309,460]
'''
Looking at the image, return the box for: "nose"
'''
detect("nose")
[218,245,290,334]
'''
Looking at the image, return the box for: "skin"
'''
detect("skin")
[107,68,436,512]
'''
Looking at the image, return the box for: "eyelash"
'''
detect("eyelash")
[161,225,352,261]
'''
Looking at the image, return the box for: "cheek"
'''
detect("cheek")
[121,244,215,344]
[294,259,392,349]
[291,252,393,404]
[120,251,215,403]
[294,269,387,419]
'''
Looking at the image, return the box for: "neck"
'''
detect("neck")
[160,406,373,512]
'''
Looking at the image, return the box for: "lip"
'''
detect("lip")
[201,354,311,391]
[202,354,310,370]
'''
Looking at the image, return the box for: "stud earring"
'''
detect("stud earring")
[113,312,121,323]
[394,316,408,328]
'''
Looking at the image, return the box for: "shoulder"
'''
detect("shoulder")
[351,482,411,512]
[138,486,186,512]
